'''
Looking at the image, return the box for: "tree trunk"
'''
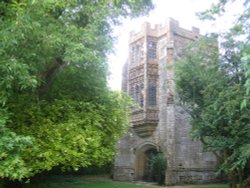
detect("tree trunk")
[228,172,238,188]
[0,178,3,188]
[38,58,66,95]
[224,149,238,188]
[237,168,244,188]
[240,176,250,188]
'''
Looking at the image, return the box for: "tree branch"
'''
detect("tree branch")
[38,58,66,95]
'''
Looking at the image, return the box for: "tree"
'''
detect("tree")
[175,35,250,188]
[0,0,153,182]
[197,0,250,104]
[198,1,250,187]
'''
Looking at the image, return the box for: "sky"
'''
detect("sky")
[107,0,242,90]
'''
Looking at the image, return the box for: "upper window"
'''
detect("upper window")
[147,38,157,60]
[129,86,135,100]
[139,84,144,107]
[148,80,157,106]
[131,44,142,64]
[131,46,135,64]
[135,85,140,104]
[130,84,144,108]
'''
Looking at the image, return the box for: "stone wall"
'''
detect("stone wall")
[113,129,136,181]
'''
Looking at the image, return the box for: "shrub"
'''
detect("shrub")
[150,153,167,185]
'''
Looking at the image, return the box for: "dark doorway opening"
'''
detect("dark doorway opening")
[143,148,158,181]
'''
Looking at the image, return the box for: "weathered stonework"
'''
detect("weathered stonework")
[114,18,218,185]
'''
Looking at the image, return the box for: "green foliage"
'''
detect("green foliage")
[0,0,153,181]
[150,153,166,185]
[193,1,250,187]
[0,109,33,181]
[5,91,132,179]
[6,175,227,188]
[175,35,250,188]
[20,175,156,188]
[175,36,219,112]
[198,0,250,96]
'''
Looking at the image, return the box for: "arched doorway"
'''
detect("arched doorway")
[135,143,159,181]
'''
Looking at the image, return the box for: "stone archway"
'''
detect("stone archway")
[135,143,159,181]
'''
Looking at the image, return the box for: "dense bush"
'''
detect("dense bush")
[150,153,166,185]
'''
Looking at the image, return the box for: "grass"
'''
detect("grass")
[22,175,228,188]
[189,185,228,188]
[24,175,156,188]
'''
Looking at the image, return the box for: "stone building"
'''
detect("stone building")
[114,18,218,185]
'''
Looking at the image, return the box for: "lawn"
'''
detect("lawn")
[22,175,228,188]
[24,176,156,188]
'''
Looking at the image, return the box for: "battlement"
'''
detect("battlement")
[129,17,200,43]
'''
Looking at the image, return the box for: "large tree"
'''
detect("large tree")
[175,34,250,188]
[198,0,250,102]
[176,1,250,187]
[0,0,153,182]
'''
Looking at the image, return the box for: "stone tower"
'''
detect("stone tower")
[114,18,218,185]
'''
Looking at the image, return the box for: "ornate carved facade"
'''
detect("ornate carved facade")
[114,18,218,185]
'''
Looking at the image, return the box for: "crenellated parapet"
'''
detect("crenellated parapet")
[129,18,200,44]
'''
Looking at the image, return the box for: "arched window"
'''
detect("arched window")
[129,86,135,100]
[131,46,135,64]
[131,84,144,108]
[136,85,140,104]
[148,80,157,106]
[139,84,144,107]
[147,38,157,60]
[135,45,140,63]
[131,44,142,64]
